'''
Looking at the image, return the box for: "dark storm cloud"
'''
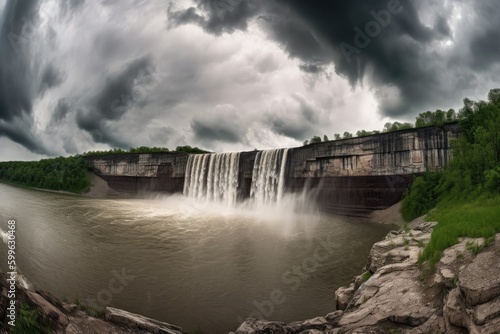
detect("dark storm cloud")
[266,94,319,140]
[0,0,56,154]
[299,63,324,74]
[60,0,85,15]
[38,64,63,96]
[0,117,50,155]
[0,0,40,122]
[52,98,70,123]
[191,120,242,143]
[265,0,448,117]
[76,55,155,148]
[170,0,500,118]
[467,0,500,71]
[168,0,259,35]
[191,105,245,143]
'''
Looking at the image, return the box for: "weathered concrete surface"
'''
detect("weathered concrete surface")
[286,123,459,215]
[84,152,188,194]
[85,125,459,216]
[288,124,459,178]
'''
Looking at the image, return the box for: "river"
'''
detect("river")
[0,182,393,333]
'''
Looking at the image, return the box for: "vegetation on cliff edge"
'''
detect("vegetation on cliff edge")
[401,88,500,268]
[303,108,459,145]
[84,145,210,156]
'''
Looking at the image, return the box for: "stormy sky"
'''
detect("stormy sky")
[0,0,499,161]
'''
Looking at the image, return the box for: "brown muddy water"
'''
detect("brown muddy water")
[0,182,394,333]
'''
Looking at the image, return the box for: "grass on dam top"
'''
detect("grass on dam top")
[418,195,500,268]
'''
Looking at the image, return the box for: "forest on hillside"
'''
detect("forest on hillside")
[0,156,91,194]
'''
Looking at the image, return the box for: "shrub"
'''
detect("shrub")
[11,302,50,334]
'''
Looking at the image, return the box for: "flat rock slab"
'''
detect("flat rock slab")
[338,268,433,329]
[474,296,500,325]
[105,307,185,334]
[459,251,500,305]
[231,319,292,334]
[66,316,141,334]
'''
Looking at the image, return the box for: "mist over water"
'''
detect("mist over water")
[0,182,393,333]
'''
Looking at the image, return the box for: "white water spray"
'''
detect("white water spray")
[250,148,289,204]
[183,152,241,206]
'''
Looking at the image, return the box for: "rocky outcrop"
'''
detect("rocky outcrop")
[232,220,500,333]
[4,218,499,333]
[0,273,186,334]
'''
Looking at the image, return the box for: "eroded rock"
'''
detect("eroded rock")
[105,307,185,334]
[335,284,355,311]
[459,251,500,306]
[474,296,500,326]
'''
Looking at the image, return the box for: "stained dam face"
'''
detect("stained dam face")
[85,123,460,216]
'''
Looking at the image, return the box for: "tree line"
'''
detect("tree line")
[84,145,210,156]
[402,89,500,220]
[0,156,91,194]
[0,145,210,194]
[303,108,459,146]
[401,89,500,267]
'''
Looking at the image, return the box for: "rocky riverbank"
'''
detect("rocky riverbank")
[0,272,187,334]
[231,218,500,333]
[3,218,499,333]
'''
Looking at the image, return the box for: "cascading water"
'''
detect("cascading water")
[250,148,289,204]
[183,152,240,205]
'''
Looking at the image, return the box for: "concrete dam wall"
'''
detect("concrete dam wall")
[84,123,459,216]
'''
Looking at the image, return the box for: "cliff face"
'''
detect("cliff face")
[285,123,459,215]
[86,152,188,193]
[288,123,458,178]
[84,123,459,215]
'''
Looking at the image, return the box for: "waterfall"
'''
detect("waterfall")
[250,148,289,204]
[183,152,240,205]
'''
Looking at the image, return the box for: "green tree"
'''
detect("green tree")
[446,109,456,122]
[343,132,353,139]
[323,135,329,142]
[310,136,322,144]
[175,146,210,154]
[383,122,392,132]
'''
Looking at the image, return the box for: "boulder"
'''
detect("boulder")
[459,251,500,306]
[335,284,355,311]
[105,307,186,334]
[325,311,343,325]
[231,318,291,334]
[474,296,500,325]
[288,317,330,332]
[338,267,434,329]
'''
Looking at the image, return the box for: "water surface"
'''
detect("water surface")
[0,182,393,333]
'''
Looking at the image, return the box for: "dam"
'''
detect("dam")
[84,123,459,216]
